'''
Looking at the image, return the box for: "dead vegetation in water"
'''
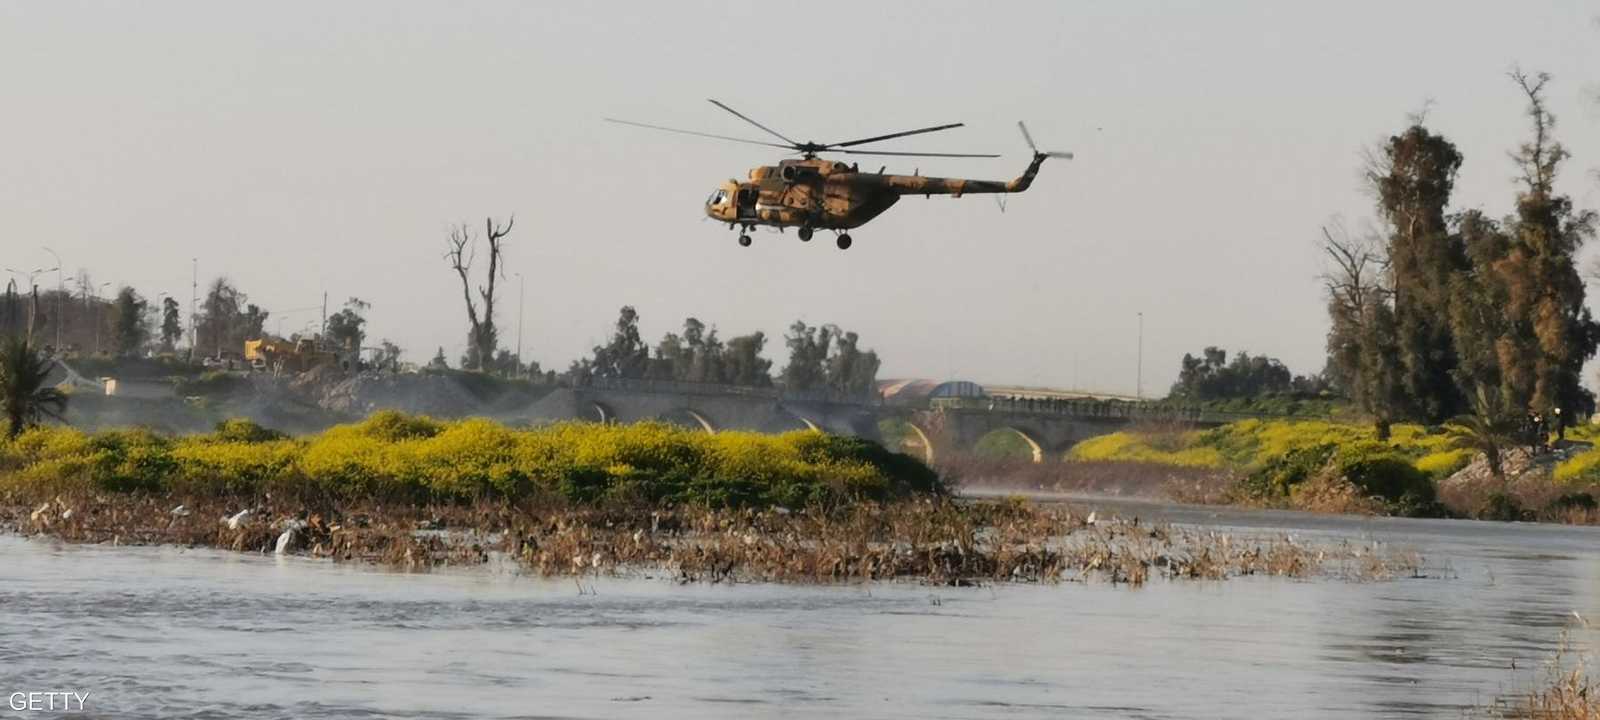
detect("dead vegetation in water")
[1,490,1425,586]
[1481,631,1600,719]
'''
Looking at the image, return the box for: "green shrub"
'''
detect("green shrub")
[1239,443,1335,498]
[1337,452,1434,507]
[208,418,287,443]
[86,429,176,492]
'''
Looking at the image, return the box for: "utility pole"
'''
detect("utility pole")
[93,282,109,355]
[515,272,525,379]
[1136,312,1144,400]
[41,248,62,351]
[189,258,198,363]
[320,291,327,349]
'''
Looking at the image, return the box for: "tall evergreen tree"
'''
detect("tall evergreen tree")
[723,332,773,388]
[1494,71,1598,423]
[781,321,832,391]
[1447,210,1512,411]
[111,286,149,357]
[824,329,881,398]
[589,306,649,380]
[1372,125,1466,423]
[159,296,182,353]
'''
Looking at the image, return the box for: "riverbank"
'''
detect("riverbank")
[1036,418,1600,523]
[0,490,1429,586]
[0,413,1428,585]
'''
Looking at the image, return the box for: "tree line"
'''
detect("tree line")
[1323,71,1597,438]
[557,306,881,397]
[1168,347,1327,401]
[438,217,883,397]
[0,271,391,368]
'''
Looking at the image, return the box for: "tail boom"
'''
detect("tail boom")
[877,152,1049,197]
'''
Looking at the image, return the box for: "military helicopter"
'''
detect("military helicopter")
[607,100,1072,249]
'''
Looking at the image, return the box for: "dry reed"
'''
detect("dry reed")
[2,490,1425,586]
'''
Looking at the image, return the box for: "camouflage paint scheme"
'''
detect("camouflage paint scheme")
[705,153,1050,230]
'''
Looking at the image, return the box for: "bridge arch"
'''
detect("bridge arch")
[657,408,717,434]
[972,427,1045,464]
[905,422,938,464]
[760,409,821,434]
[590,402,617,424]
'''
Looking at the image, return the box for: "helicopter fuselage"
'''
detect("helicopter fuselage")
[706,154,1048,231]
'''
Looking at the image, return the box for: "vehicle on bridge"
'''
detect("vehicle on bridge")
[607,100,1072,250]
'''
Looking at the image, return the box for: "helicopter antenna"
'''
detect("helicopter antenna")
[607,100,999,159]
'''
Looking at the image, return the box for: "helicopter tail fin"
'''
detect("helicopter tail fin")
[1004,122,1072,192]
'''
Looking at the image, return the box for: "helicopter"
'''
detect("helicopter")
[606,100,1072,249]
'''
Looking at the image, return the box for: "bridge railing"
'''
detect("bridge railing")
[570,377,1281,423]
[930,396,1285,424]
[575,377,879,406]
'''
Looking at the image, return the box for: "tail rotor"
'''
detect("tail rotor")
[1018,121,1074,160]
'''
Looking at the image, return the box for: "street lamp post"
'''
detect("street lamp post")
[155,292,170,352]
[515,272,525,379]
[40,248,63,350]
[1136,312,1144,400]
[189,258,198,363]
[4,266,56,337]
[93,282,110,355]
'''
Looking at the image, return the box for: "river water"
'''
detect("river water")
[5,498,1600,719]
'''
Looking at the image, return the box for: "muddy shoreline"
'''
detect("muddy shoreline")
[1,490,1429,587]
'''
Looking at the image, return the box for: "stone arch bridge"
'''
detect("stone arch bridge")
[519,379,1250,463]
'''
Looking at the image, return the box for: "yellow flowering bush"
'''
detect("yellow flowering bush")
[1555,448,1600,483]
[1071,420,1462,514]
[1415,449,1473,478]
[0,414,942,508]
[1068,432,1224,468]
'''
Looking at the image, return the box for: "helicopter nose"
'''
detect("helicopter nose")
[705,188,729,219]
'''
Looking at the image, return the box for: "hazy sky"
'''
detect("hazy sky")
[3,2,1598,395]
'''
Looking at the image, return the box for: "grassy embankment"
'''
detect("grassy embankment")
[0,412,1424,584]
[1067,418,1600,521]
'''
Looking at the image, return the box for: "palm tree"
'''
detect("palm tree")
[1445,386,1519,487]
[0,335,68,440]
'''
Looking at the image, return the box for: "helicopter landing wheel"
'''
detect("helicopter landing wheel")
[738,234,752,247]
[836,233,852,250]
[798,227,813,242]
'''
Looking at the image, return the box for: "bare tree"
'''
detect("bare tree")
[1322,221,1403,438]
[445,216,514,371]
[1321,222,1388,320]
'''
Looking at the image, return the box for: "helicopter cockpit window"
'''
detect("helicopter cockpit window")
[707,190,727,206]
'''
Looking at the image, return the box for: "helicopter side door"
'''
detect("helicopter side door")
[735,184,758,220]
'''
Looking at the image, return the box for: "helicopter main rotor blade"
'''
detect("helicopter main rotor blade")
[603,118,792,149]
[706,99,800,146]
[831,149,1001,158]
[827,123,966,149]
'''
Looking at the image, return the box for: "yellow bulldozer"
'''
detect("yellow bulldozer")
[243,336,339,375]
